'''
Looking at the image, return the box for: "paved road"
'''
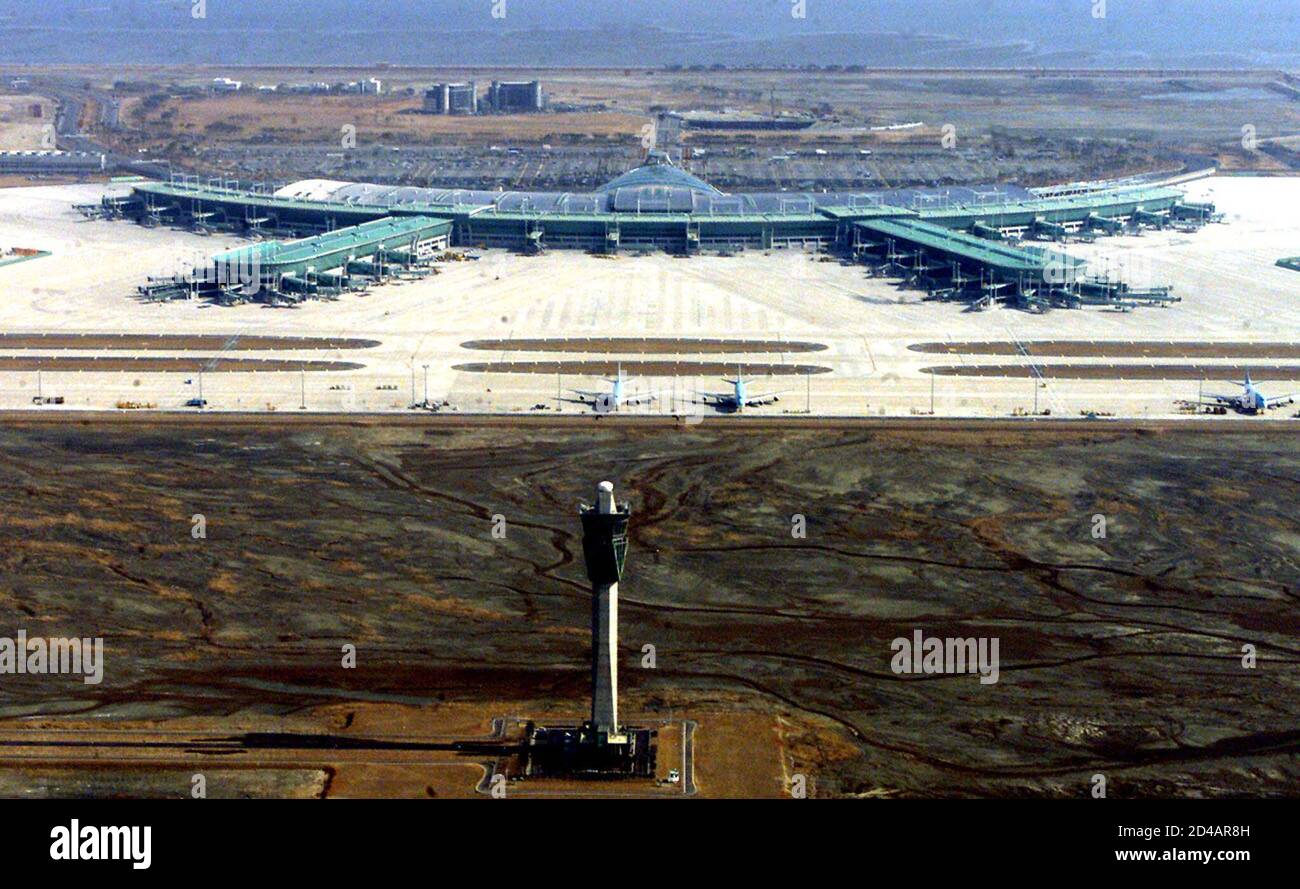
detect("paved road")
[0,411,1288,434]
[682,719,697,796]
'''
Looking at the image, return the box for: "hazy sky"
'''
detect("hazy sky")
[1,0,1297,66]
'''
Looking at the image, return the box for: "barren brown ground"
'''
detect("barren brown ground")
[87,65,1300,176]
[911,342,1300,360]
[0,94,55,151]
[123,93,649,146]
[0,417,1295,798]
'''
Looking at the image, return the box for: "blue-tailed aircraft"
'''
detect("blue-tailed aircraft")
[695,368,785,413]
[567,366,657,413]
[1184,371,1296,415]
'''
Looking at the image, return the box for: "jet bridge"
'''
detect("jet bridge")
[856,217,1081,282]
[852,217,1171,312]
[140,215,452,304]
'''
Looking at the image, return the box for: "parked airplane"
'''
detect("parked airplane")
[1182,371,1296,415]
[567,366,656,413]
[696,368,785,413]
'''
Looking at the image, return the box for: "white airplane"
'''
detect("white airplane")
[1184,371,1296,415]
[696,368,785,413]
[567,366,656,413]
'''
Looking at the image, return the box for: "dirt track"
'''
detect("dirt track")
[0,334,380,351]
[911,341,1300,359]
[0,356,365,372]
[925,364,1300,380]
[461,337,827,354]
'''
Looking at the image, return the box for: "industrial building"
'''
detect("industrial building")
[0,150,107,175]
[423,82,478,115]
[103,154,1214,310]
[674,110,814,130]
[486,80,544,112]
[422,80,543,114]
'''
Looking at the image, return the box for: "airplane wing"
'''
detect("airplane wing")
[561,390,609,408]
[1265,393,1297,407]
[744,389,791,407]
[1202,392,1239,405]
[620,392,658,406]
[695,391,735,403]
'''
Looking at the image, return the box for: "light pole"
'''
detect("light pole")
[422,364,429,406]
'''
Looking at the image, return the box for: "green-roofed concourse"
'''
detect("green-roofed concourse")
[856,217,1085,281]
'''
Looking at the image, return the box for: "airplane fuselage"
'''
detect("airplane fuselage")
[732,379,746,412]
[1240,385,1268,414]
[592,373,626,413]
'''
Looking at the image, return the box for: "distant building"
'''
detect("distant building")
[0,150,106,175]
[338,78,383,95]
[210,77,242,93]
[424,82,478,115]
[676,110,814,131]
[487,80,544,113]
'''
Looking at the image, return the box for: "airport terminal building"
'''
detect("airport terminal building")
[122,154,1206,253]
[107,153,1215,309]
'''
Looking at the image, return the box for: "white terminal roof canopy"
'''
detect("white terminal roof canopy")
[271,156,1045,217]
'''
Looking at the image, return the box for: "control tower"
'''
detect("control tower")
[581,481,629,744]
[524,480,653,778]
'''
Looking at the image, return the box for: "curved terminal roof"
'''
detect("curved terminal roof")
[597,161,721,195]
[274,171,1037,218]
[275,179,354,202]
[263,158,1185,224]
[596,160,725,213]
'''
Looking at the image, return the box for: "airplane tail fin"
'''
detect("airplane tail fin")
[724,364,756,386]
